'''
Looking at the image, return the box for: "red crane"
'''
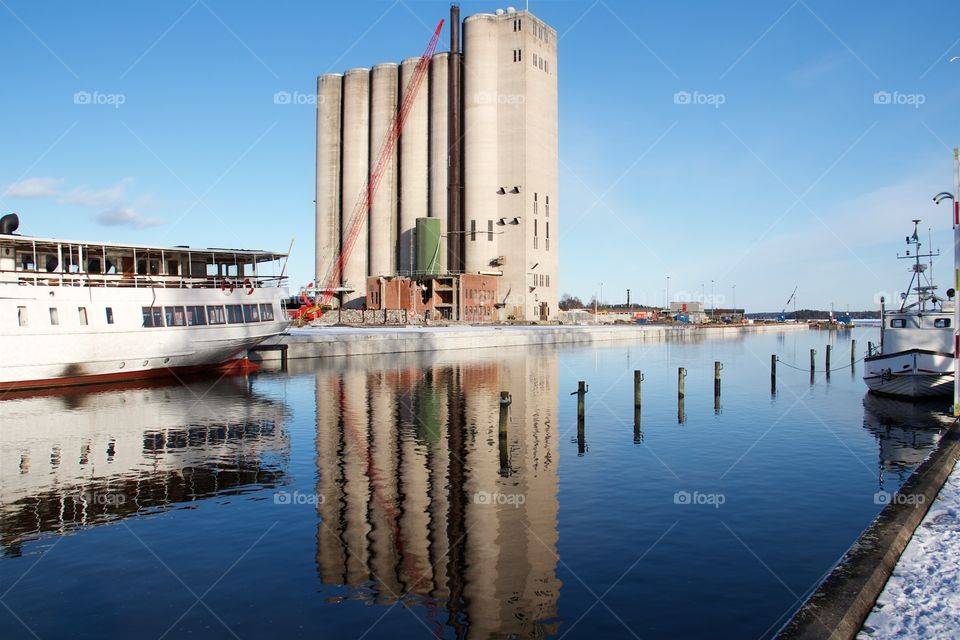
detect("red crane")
[297,19,444,322]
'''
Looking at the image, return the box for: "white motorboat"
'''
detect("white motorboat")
[0,214,290,390]
[864,219,955,398]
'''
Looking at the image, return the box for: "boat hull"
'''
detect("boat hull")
[1,283,289,391]
[863,349,954,398]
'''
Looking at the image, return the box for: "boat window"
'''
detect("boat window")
[187,305,207,326]
[165,306,186,327]
[207,305,226,325]
[105,307,114,324]
[78,307,88,326]
[17,306,27,327]
[226,304,244,324]
[889,319,906,328]
[935,318,951,328]
[243,304,260,323]
[49,308,59,325]
[142,306,163,328]
[259,303,275,321]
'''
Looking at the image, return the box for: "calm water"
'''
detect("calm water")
[0,327,952,639]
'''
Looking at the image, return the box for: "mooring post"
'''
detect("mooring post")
[714,361,722,395]
[825,344,832,376]
[499,391,511,474]
[634,370,643,411]
[810,349,816,373]
[678,396,686,425]
[678,367,686,400]
[771,354,777,396]
[851,339,857,366]
[576,381,587,455]
[633,370,643,441]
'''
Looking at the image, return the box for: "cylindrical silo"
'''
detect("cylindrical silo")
[463,15,499,274]
[428,52,449,273]
[340,68,370,308]
[315,74,342,300]
[368,63,399,278]
[399,56,429,273]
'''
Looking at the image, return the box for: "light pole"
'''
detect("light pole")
[711,279,715,319]
[666,276,671,309]
[732,284,737,321]
[934,149,960,416]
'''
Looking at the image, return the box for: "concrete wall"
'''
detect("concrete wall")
[315,74,342,302]
[368,63,399,277]
[340,68,371,308]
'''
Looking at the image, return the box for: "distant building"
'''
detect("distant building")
[315,5,558,321]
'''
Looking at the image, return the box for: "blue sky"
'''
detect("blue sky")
[1,0,958,311]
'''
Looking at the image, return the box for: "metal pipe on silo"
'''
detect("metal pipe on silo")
[462,14,499,274]
[340,68,371,308]
[448,4,464,273]
[399,57,429,273]
[369,63,399,277]
[315,74,343,300]
[428,51,449,273]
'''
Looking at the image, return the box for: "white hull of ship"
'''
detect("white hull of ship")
[863,349,954,398]
[0,283,289,389]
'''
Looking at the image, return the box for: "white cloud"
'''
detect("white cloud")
[1,177,64,198]
[96,207,162,229]
[58,177,133,208]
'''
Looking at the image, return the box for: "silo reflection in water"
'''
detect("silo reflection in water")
[314,350,561,638]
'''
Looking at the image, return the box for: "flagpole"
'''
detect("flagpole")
[953,147,959,416]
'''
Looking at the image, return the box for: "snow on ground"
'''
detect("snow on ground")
[859,460,960,639]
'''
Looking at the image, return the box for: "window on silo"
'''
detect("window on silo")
[470,220,476,241]
[545,195,550,217]
[487,220,493,241]
[534,192,538,215]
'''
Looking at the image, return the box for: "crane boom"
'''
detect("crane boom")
[298,20,444,321]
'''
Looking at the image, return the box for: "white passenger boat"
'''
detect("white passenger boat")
[0,214,290,390]
[863,220,955,398]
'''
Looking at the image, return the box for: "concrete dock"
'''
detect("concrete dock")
[249,322,808,362]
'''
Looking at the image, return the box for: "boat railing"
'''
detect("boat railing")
[0,270,288,290]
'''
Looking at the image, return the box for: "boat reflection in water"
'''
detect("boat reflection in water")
[313,349,561,639]
[861,393,952,486]
[0,377,288,557]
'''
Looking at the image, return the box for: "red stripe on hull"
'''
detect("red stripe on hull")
[0,358,260,393]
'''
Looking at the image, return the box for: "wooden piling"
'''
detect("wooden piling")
[851,339,857,366]
[825,345,832,376]
[714,361,722,395]
[810,349,816,373]
[634,370,643,411]
[678,367,686,400]
[576,381,586,455]
[499,391,510,473]
[633,370,642,442]
[771,355,777,396]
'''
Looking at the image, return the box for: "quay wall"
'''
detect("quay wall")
[250,322,809,362]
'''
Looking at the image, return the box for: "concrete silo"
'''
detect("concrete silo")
[368,63,399,277]
[428,51,449,273]
[340,68,371,308]
[315,74,342,299]
[462,14,499,274]
[398,57,429,273]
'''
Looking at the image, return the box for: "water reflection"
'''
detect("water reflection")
[314,350,561,639]
[0,378,288,557]
[861,394,952,486]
